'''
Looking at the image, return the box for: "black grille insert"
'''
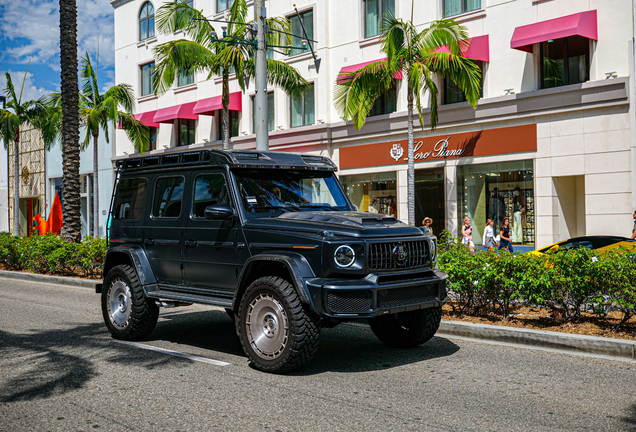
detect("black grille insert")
[326,290,373,313]
[377,284,438,309]
[368,240,429,270]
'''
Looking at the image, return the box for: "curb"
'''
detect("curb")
[438,320,636,362]
[0,270,100,290]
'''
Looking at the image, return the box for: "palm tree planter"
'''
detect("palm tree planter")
[153,0,309,149]
[334,13,481,226]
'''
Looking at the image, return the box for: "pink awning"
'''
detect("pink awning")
[511,10,598,53]
[134,111,160,128]
[153,102,199,123]
[337,58,403,84]
[434,35,490,63]
[193,92,242,116]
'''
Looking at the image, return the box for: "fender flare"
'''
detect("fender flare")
[232,253,315,312]
[102,245,157,286]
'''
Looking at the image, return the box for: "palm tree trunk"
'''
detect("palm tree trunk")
[92,132,99,237]
[407,86,415,227]
[13,132,19,236]
[59,0,82,241]
[222,71,230,150]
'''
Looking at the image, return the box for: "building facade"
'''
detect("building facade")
[111,0,636,250]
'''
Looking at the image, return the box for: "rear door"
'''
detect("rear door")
[143,174,187,285]
[182,171,238,291]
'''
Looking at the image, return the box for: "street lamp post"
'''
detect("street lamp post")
[254,0,268,151]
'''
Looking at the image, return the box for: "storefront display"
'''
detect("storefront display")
[340,172,397,216]
[457,160,534,246]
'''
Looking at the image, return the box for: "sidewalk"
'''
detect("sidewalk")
[1,269,634,363]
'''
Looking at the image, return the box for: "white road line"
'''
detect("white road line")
[113,340,231,366]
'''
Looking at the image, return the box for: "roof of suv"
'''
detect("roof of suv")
[115,149,338,173]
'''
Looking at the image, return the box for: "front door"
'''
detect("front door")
[144,174,186,285]
[182,172,238,291]
[415,168,446,235]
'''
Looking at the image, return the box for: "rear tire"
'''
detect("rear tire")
[237,276,320,373]
[368,306,442,348]
[101,264,159,340]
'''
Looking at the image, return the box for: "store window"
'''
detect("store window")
[444,0,481,17]
[217,0,233,13]
[217,111,239,141]
[415,168,445,236]
[457,160,534,247]
[364,0,394,38]
[141,62,155,96]
[340,172,398,218]
[291,84,315,127]
[443,61,483,105]
[540,35,590,89]
[289,9,313,56]
[139,2,155,41]
[252,92,275,133]
[177,68,194,87]
[368,85,397,117]
[149,127,158,151]
[177,119,196,146]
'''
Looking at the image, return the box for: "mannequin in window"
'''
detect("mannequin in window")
[368,196,379,213]
[511,187,527,243]
[386,195,397,217]
[488,187,505,230]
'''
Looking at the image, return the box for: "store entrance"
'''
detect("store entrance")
[415,168,445,236]
[19,198,40,237]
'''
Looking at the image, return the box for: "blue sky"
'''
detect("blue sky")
[0,0,116,104]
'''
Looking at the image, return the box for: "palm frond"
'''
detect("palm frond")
[415,18,470,59]
[3,73,20,115]
[228,0,249,34]
[103,83,136,113]
[156,0,215,49]
[153,39,216,95]
[119,113,150,154]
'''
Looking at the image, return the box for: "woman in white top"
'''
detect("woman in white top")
[482,217,497,250]
[461,216,475,253]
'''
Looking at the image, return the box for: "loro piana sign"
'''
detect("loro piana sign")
[340,124,537,169]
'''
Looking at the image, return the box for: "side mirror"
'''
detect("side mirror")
[204,204,234,220]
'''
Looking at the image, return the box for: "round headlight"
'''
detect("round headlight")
[334,245,356,268]
[430,240,437,261]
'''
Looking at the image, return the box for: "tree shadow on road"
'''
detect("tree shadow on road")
[623,403,636,431]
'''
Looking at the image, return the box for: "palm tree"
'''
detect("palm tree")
[153,0,309,149]
[0,68,59,236]
[59,0,81,241]
[334,12,481,226]
[78,52,148,237]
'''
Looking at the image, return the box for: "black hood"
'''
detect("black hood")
[277,211,405,228]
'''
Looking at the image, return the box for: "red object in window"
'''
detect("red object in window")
[511,10,598,53]
[153,102,199,123]
[193,92,242,116]
[337,58,403,84]
[49,193,64,235]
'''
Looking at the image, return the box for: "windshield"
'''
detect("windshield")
[233,169,350,215]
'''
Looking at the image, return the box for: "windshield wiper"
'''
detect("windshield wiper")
[250,204,298,213]
[299,204,337,211]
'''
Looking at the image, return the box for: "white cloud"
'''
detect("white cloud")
[0,70,55,103]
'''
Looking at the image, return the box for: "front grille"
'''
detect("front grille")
[368,240,429,270]
[377,284,438,309]
[326,290,373,313]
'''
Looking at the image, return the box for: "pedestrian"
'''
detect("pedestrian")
[482,217,497,251]
[421,217,433,235]
[461,216,475,253]
[632,210,636,240]
[498,217,514,252]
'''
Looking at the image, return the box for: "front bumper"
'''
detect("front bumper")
[305,268,448,318]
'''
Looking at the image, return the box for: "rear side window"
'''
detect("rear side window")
[152,176,184,218]
[192,174,231,218]
[114,178,147,219]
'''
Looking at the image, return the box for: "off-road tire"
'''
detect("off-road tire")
[237,276,320,373]
[368,305,442,348]
[101,264,159,340]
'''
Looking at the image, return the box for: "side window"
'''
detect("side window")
[114,178,147,219]
[192,174,231,218]
[152,177,184,218]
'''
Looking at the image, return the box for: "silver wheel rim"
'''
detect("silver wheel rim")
[107,278,132,330]
[246,293,289,360]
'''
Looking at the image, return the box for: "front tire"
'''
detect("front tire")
[368,306,442,348]
[237,276,320,373]
[101,264,159,340]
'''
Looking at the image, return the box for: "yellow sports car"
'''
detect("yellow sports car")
[530,236,636,255]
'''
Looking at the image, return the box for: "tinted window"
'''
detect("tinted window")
[152,177,184,218]
[114,178,147,219]
[192,174,231,218]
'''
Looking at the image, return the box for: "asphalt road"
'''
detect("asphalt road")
[1,278,635,432]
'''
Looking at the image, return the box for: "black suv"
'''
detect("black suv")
[98,149,448,372]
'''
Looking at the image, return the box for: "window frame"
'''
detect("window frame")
[139,1,155,41]
[140,61,155,97]
[443,61,484,105]
[539,36,590,90]
[151,175,186,219]
[114,177,148,220]
[217,0,233,13]
[177,68,194,87]
[290,83,315,128]
[288,9,314,56]
[443,0,481,17]
[368,83,397,117]
[177,118,196,147]
[363,0,395,39]
[190,172,233,219]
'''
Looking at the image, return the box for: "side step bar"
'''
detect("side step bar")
[144,284,233,308]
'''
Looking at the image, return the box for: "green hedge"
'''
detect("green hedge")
[437,231,636,329]
[0,234,107,279]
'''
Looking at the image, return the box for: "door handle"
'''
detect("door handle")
[185,239,198,247]
[144,238,155,246]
